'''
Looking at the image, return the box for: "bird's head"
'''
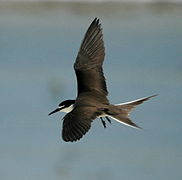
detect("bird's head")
[48,100,75,115]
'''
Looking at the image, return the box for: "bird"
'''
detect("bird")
[48,18,157,142]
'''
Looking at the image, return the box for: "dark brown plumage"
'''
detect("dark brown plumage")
[62,18,109,142]
[74,18,107,96]
[49,18,157,142]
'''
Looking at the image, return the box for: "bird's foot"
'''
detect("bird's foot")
[100,117,106,128]
[105,117,111,124]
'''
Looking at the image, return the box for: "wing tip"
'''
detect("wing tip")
[93,17,99,22]
[62,132,84,142]
[91,17,101,27]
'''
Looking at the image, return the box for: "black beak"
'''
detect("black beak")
[48,108,60,116]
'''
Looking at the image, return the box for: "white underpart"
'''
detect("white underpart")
[59,104,74,113]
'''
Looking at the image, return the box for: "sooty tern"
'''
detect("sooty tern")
[49,18,157,142]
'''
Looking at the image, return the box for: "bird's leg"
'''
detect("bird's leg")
[105,117,111,124]
[100,117,106,128]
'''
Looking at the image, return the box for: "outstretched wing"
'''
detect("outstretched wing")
[74,18,108,96]
[62,105,98,142]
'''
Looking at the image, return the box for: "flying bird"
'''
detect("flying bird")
[49,18,157,142]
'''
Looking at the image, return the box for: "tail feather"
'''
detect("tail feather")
[115,95,157,116]
[108,95,157,129]
[108,115,142,129]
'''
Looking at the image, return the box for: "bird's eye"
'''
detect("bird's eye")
[58,103,62,106]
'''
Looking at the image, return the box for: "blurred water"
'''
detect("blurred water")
[0,2,182,180]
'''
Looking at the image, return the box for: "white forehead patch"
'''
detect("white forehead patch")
[60,104,74,113]
[58,105,64,109]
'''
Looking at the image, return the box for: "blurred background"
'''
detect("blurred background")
[0,1,182,180]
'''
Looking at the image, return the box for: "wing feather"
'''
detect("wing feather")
[62,106,98,142]
[74,18,108,96]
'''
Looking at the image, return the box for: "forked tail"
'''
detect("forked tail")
[108,95,157,129]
